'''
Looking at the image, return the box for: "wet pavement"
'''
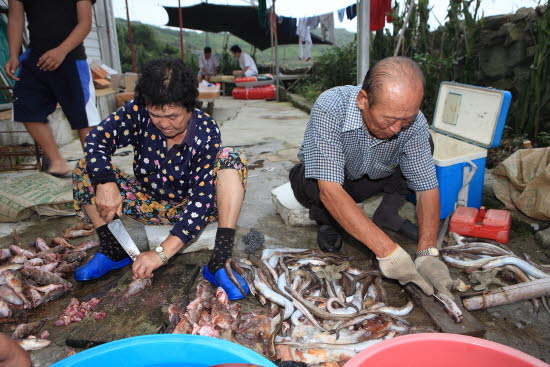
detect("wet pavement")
[0,96,549,365]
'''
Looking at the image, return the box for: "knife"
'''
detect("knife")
[107,216,141,261]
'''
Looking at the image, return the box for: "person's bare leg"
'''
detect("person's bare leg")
[24,122,71,175]
[216,169,244,228]
[78,127,93,148]
[82,204,106,229]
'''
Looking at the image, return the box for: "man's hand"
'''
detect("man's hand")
[132,251,163,279]
[37,47,67,71]
[4,57,20,80]
[415,256,453,297]
[95,182,122,223]
[377,245,434,295]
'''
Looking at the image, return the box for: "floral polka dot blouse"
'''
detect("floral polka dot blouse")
[83,100,221,245]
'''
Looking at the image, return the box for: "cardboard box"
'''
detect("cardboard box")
[124,73,138,92]
[93,78,111,89]
[90,62,109,80]
[110,74,122,90]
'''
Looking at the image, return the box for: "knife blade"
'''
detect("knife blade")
[436,213,451,250]
[107,218,141,261]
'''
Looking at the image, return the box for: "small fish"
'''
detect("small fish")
[0,263,24,272]
[30,283,64,295]
[10,256,28,264]
[0,299,12,317]
[35,237,50,252]
[55,262,79,273]
[24,258,45,266]
[75,240,100,252]
[33,262,59,273]
[0,249,11,261]
[16,338,51,351]
[50,237,76,249]
[61,223,95,239]
[10,245,36,258]
[433,292,463,323]
[4,271,31,308]
[0,285,23,305]
[20,268,72,290]
[60,251,87,263]
[28,289,43,308]
[12,320,46,339]
[126,278,152,297]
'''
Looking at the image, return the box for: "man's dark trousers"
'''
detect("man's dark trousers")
[289,164,410,232]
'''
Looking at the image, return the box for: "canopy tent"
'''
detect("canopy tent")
[163,3,333,51]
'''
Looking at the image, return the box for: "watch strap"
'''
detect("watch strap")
[415,248,439,258]
[156,249,169,264]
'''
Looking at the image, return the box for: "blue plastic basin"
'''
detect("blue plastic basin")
[51,334,277,367]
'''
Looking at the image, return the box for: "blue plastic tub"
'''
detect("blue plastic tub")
[50,334,277,367]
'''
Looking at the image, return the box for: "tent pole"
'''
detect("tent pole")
[394,0,415,56]
[125,0,137,73]
[178,0,184,61]
[273,0,279,101]
[357,0,370,84]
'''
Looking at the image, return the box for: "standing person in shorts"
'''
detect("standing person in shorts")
[5,0,99,177]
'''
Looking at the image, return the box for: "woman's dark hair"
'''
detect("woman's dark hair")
[230,45,242,53]
[134,57,198,112]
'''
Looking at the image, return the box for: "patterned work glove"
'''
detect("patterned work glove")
[377,245,434,295]
[415,255,454,297]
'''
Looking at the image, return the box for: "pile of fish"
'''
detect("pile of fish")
[170,248,421,366]
[0,224,99,350]
[442,233,550,314]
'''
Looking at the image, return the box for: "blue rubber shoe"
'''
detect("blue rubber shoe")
[202,265,250,300]
[75,253,131,281]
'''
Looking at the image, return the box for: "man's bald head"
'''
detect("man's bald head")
[361,57,424,106]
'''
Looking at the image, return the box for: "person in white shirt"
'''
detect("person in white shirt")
[197,47,219,83]
[230,45,258,78]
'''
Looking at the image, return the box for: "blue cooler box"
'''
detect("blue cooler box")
[431,82,511,219]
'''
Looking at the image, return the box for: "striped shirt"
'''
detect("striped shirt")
[298,85,438,191]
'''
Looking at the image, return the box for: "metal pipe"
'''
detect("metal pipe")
[357,0,370,84]
[125,0,137,73]
[178,0,185,61]
[273,0,279,101]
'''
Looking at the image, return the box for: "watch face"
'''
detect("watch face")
[156,247,163,253]
[428,248,440,256]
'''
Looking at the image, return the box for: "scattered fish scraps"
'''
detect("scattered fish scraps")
[16,337,51,351]
[55,298,101,326]
[61,223,95,239]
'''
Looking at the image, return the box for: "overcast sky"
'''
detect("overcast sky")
[112,0,542,34]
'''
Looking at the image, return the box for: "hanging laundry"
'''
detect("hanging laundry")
[270,12,278,41]
[278,16,297,40]
[370,0,393,31]
[337,8,346,22]
[296,17,312,61]
[320,12,335,44]
[257,0,267,29]
[306,16,320,30]
[345,0,393,31]
[346,4,357,20]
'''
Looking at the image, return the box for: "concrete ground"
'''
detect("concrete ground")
[1,96,549,365]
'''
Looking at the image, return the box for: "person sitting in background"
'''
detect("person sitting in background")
[229,45,258,78]
[197,46,218,83]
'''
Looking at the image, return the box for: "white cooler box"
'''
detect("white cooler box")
[431,82,511,219]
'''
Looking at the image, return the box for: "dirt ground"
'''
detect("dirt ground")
[0,97,549,366]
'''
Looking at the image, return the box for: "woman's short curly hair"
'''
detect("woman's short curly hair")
[134,57,198,112]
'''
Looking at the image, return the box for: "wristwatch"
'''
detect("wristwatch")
[155,246,169,264]
[415,247,440,258]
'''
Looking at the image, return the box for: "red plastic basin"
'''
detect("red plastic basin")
[343,334,548,367]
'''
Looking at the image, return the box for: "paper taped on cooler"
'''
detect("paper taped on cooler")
[432,82,511,148]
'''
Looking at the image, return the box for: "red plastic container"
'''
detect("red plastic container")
[232,85,276,100]
[449,206,511,243]
[343,334,547,367]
